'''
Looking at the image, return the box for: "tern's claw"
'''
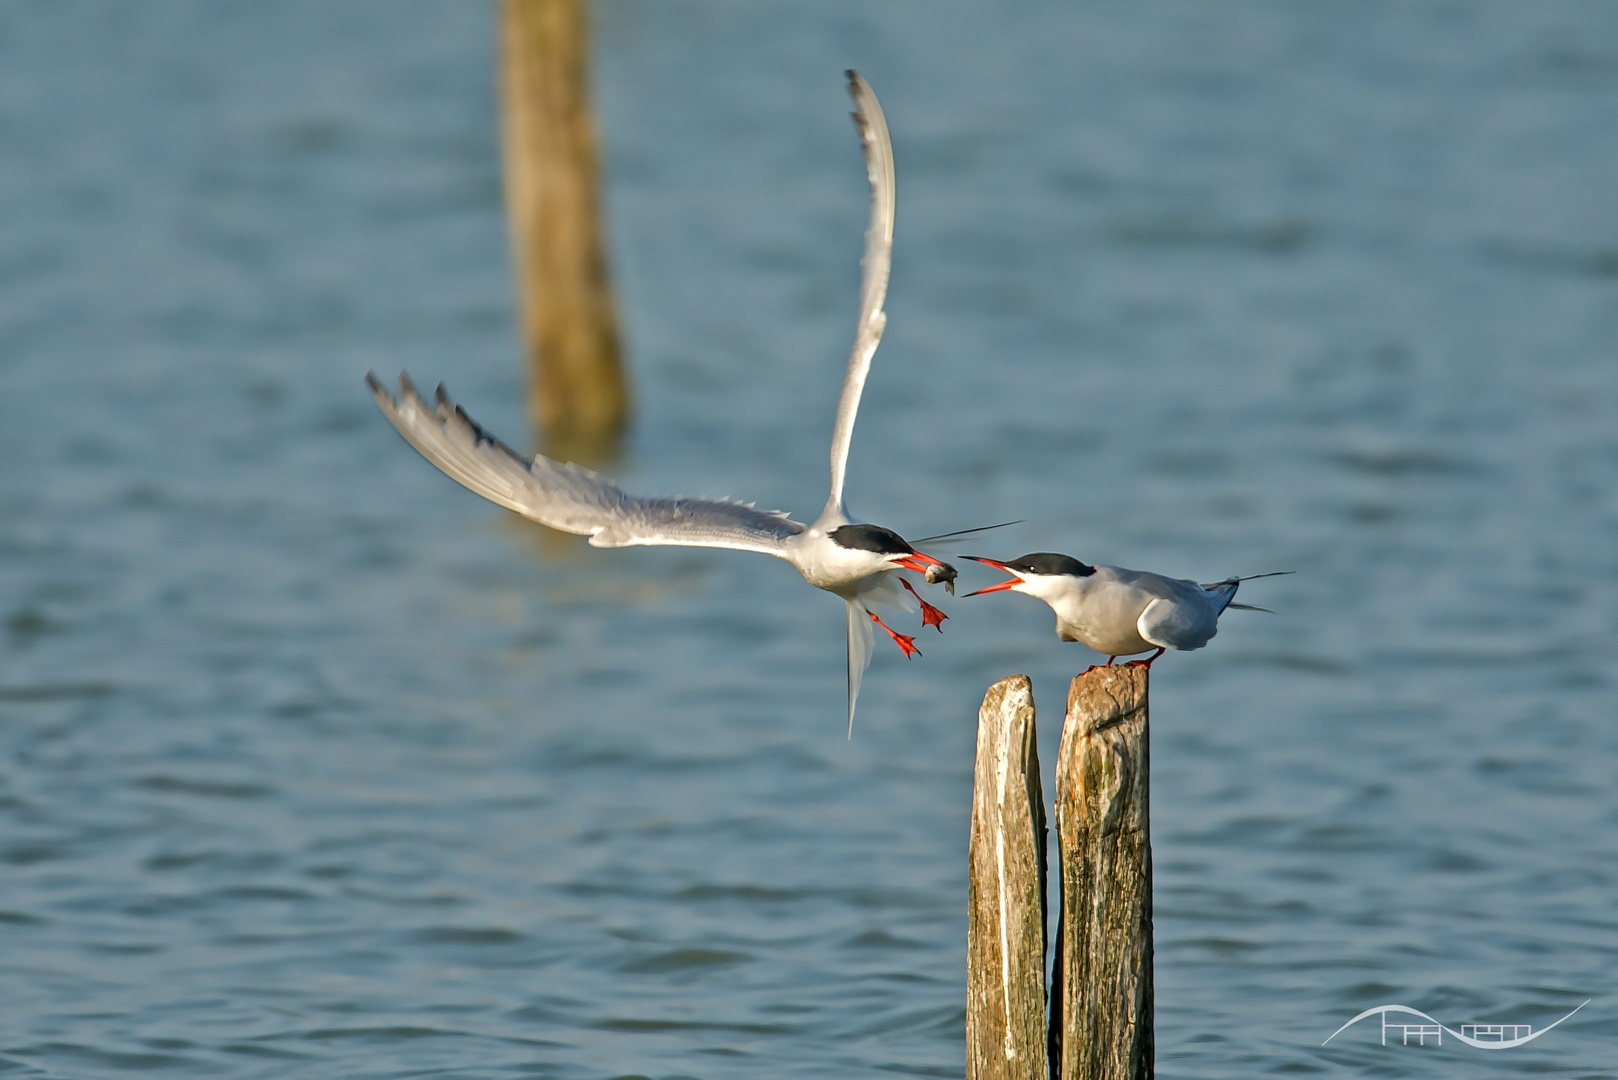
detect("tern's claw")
[899,578,948,630]
[869,610,921,658]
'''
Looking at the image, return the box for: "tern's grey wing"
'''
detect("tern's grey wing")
[1137,594,1219,652]
[823,70,896,517]
[368,373,806,557]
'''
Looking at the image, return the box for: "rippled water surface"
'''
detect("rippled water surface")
[3,2,1617,1077]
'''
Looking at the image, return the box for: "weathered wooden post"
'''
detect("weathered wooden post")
[498,0,630,454]
[967,675,1050,1080]
[1049,665,1154,1080]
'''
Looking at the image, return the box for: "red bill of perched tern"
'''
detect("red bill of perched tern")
[963,554,1290,668]
[367,71,955,734]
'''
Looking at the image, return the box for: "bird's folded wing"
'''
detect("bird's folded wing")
[1137,596,1218,651]
[825,70,896,514]
[368,373,806,557]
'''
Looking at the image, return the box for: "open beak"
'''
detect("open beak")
[962,555,1022,597]
[895,551,957,594]
[895,552,941,574]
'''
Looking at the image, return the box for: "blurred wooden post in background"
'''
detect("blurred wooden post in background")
[498,0,629,455]
[1049,665,1154,1080]
[967,675,1049,1080]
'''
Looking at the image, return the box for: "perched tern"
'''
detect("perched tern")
[963,554,1289,668]
[367,71,955,733]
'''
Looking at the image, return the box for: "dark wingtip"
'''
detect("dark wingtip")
[364,371,385,395]
[845,71,869,130]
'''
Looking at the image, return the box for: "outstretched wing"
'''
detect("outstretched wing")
[823,70,896,517]
[368,373,806,557]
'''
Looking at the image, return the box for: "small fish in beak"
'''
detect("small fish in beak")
[924,561,958,594]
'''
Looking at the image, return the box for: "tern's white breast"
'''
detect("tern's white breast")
[785,528,893,595]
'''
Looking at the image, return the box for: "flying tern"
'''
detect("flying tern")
[963,554,1289,668]
[367,71,955,733]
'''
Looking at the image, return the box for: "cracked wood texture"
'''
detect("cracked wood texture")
[1050,665,1154,1080]
[499,0,629,454]
[967,675,1050,1080]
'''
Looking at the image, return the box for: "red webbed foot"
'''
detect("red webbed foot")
[898,578,948,631]
[868,610,921,658]
[1126,647,1166,670]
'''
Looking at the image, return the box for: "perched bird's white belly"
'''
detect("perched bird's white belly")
[1052,586,1156,655]
[1056,615,1155,657]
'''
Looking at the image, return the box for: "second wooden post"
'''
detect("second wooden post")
[1050,664,1154,1080]
[967,675,1050,1080]
[498,0,629,454]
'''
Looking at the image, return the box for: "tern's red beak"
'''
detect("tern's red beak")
[962,556,1022,597]
[894,551,944,575]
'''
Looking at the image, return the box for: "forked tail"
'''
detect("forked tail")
[1200,570,1294,616]
[845,599,877,738]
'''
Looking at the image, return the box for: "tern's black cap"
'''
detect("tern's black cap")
[829,523,914,555]
[1003,553,1095,577]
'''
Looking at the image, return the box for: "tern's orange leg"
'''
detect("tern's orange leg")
[869,610,921,658]
[898,578,948,631]
[1126,647,1166,669]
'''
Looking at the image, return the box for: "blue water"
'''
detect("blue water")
[2,2,1616,1077]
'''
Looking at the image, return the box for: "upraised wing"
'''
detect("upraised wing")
[823,70,896,518]
[368,373,806,556]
